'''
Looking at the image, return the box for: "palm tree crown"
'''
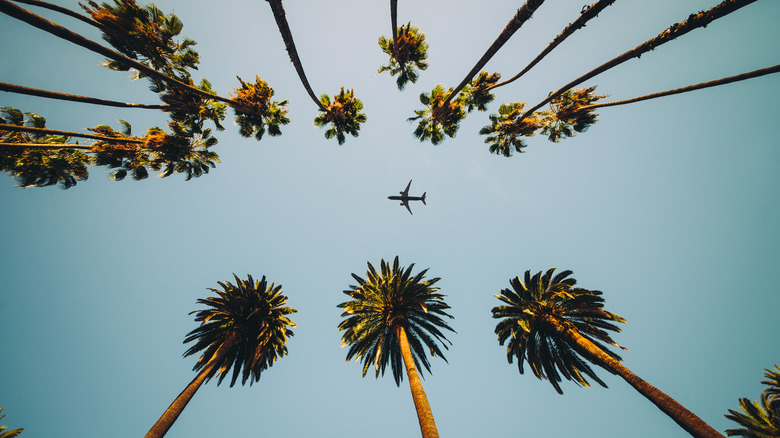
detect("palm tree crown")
[726,365,780,437]
[378,23,429,90]
[183,274,297,387]
[492,268,626,394]
[337,256,454,385]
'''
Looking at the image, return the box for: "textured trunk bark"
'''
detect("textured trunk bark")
[397,325,440,438]
[490,0,616,90]
[519,0,758,122]
[543,316,723,438]
[579,64,780,111]
[0,82,167,109]
[11,0,99,27]
[441,0,545,108]
[0,0,234,105]
[0,123,142,144]
[145,339,234,438]
[265,0,327,112]
[390,0,398,44]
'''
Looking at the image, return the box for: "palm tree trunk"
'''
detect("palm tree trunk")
[0,123,142,144]
[578,64,780,111]
[518,0,757,123]
[11,0,99,27]
[0,143,93,149]
[145,339,235,438]
[441,0,545,108]
[0,82,167,110]
[550,320,724,438]
[265,0,328,112]
[397,325,440,438]
[390,0,398,44]
[489,0,617,90]
[0,0,234,105]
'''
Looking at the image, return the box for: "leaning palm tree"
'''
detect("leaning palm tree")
[264,0,366,144]
[378,22,429,90]
[145,274,296,438]
[725,365,780,437]
[492,269,723,438]
[517,0,758,124]
[338,257,455,438]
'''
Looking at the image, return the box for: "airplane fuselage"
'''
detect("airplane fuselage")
[388,180,427,214]
[387,195,425,202]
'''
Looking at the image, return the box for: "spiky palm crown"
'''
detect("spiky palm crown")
[461,71,500,113]
[81,0,199,80]
[726,365,780,437]
[540,86,606,143]
[378,23,429,90]
[314,88,366,145]
[492,269,627,394]
[160,77,227,134]
[231,76,289,141]
[338,257,455,386]
[480,102,542,157]
[183,274,297,387]
[409,84,466,145]
[0,107,89,189]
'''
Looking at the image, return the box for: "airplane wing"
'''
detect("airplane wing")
[401,180,412,197]
[402,199,413,215]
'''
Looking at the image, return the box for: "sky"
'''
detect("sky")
[1,0,779,437]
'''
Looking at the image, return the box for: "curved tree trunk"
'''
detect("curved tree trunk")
[11,0,99,27]
[0,123,142,144]
[0,0,234,105]
[441,0,545,108]
[489,0,616,90]
[579,64,780,111]
[518,0,758,123]
[544,316,723,438]
[145,339,235,438]
[265,0,327,112]
[0,82,167,110]
[397,325,440,438]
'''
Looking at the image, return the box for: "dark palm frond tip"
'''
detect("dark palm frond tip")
[231,76,289,141]
[183,274,297,387]
[80,0,200,81]
[540,86,606,143]
[1,107,89,189]
[409,84,466,145]
[378,23,429,90]
[725,365,780,437]
[337,256,455,386]
[491,268,627,394]
[0,406,23,438]
[480,102,543,157]
[314,88,366,145]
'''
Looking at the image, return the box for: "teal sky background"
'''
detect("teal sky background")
[1,0,779,436]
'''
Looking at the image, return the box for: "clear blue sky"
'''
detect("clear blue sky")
[1,0,779,437]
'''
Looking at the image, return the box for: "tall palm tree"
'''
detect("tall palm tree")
[0,82,166,110]
[145,274,296,438]
[265,0,366,144]
[479,102,543,157]
[492,269,723,438]
[725,365,780,437]
[517,0,758,124]
[377,0,429,90]
[488,0,617,91]
[0,407,23,438]
[338,257,455,438]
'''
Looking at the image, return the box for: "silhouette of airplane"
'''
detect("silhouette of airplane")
[388,180,426,215]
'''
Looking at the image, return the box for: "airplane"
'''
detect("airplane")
[388,180,426,215]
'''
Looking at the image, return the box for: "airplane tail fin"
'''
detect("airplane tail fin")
[421,192,427,205]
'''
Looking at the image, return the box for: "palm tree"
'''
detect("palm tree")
[264,0,366,144]
[725,365,780,437]
[2,0,288,139]
[145,274,296,438]
[492,269,723,438]
[517,0,758,124]
[338,257,455,438]
[479,102,544,157]
[1,107,219,186]
[378,22,429,90]
[439,0,545,109]
[0,407,23,438]
[0,82,166,110]
[488,0,617,91]
[408,84,466,146]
